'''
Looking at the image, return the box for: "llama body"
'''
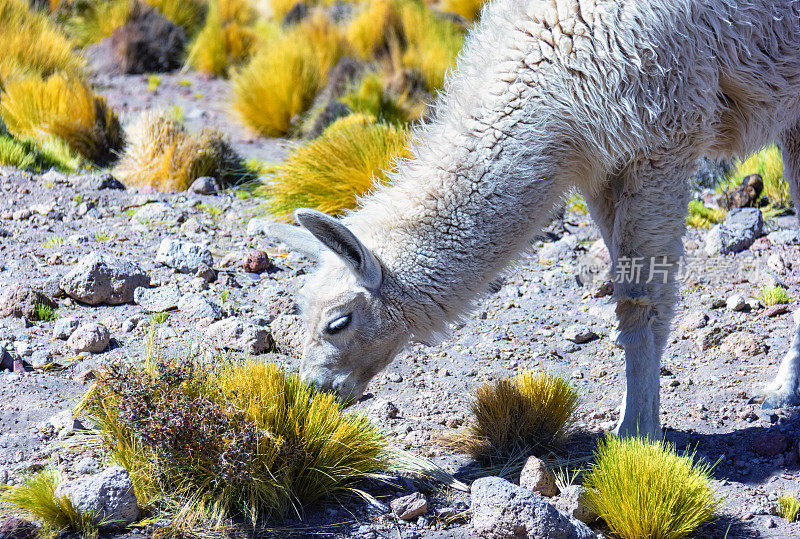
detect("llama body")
[281,0,800,440]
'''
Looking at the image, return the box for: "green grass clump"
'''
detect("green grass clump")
[0,134,81,173]
[725,145,791,209]
[341,72,420,125]
[65,0,132,46]
[448,370,579,466]
[0,0,86,80]
[42,235,65,248]
[185,0,258,76]
[260,115,410,218]
[685,199,726,229]
[1,469,97,537]
[114,111,246,192]
[34,302,58,322]
[0,74,123,166]
[757,285,790,306]
[778,492,800,523]
[584,436,719,539]
[76,358,390,527]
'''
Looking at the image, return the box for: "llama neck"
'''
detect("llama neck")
[347,119,565,344]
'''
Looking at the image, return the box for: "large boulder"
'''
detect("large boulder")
[88,3,187,75]
[704,208,763,255]
[55,467,140,530]
[470,476,595,538]
[60,253,150,305]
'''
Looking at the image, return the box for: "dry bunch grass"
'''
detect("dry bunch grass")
[584,436,720,539]
[0,0,86,80]
[446,370,579,466]
[340,71,419,125]
[76,357,391,526]
[346,0,403,59]
[259,115,410,218]
[0,74,123,166]
[232,13,348,136]
[114,111,246,192]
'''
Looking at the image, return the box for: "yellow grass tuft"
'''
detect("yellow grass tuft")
[448,370,579,465]
[114,111,246,192]
[145,0,207,32]
[231,15,348,136]
[260,116,410,218]
[76,357,390,524]
[723,145,791,208]
[584,436,720,539]
[757,285,790,306]
[66,0,132,46]
[1,468,98,536]
[441,0,488,20]
[0,0,86,80]
[0,74,123,166]
[685,199,726,229]
[346,0,402,59]
[185,0,257,76]
[778,492,800,523]
[399,0,464,91]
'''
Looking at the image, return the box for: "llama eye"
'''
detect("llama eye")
[326,314,352,334]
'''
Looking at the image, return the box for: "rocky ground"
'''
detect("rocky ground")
[0,161,799,537]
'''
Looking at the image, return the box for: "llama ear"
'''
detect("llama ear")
[262,222,323,259]
[294,208,382,290]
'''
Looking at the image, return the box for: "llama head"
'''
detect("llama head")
[270,208,409,402]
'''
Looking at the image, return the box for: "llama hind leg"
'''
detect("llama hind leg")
[609,160,692,439]
[757,125,800,408]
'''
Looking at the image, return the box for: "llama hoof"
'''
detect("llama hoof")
[760,389,800,410]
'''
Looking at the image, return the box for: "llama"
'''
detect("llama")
[270,0,800,440]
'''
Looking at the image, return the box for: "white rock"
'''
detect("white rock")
[178,293,222,319]
[53,317,80,340]
[726,294,747,312]
[391,492,427,521]
[555,485,599,524]
[156,239,213,273]
[188,176,219,195]
[205,318,271,354]
[132,202,178,225]
[134,284,181,313]
[55,466,140,530]
[67,323,110,354]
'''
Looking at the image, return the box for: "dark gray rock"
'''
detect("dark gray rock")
[60,253,150,305]
[471,477,595,538]
[71,173,125,190]
[105,3,186,75]
[188,176,219,195]
[704,208,763,255]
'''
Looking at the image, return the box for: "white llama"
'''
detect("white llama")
[270,0,800,440]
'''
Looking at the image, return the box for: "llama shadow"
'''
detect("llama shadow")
[664,407,800,486]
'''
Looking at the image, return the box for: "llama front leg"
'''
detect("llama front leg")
[607,160,692,440]
[757,124,800,407]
